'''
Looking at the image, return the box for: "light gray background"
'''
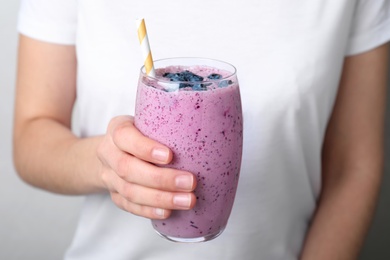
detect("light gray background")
[1,1,389,259]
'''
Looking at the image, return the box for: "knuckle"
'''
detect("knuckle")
[100,170,109,185]
[154,191,164,204]
[110,192,143,217]
[139,206,152,218]
[116,154,131,178]
[110,116,133,144]
[112,123,126,144]
[126,202,149,219]
[108,115,126,130]
[150,172,164,187]
[131,139,152,158]
[154,191,170,206]
[138,205,160,219]
[124,204,138,216]
[107,118,119,136]
[121,182,136,202]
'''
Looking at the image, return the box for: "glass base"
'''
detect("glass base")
[154,228,225,243]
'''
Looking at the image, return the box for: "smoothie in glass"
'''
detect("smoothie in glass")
[134,58,243,242]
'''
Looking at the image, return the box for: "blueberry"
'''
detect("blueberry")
[219,80,233,88]
[192,84,203,90]
[192,84,207,91]
[175,75,185,81]
[179,83,192,89]
[163,70,204,87]
[163,72,184,82]
[163,72,175,78]
[182,70,203,82]
[207,73,222,80]
[193,83,212,91]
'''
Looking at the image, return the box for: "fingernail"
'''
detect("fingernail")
[173,194,191,208]
[152,147,169,162]
[175,175,194,191]
[155,208,165,218]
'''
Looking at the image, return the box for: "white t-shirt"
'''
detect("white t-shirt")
[18,1,390,259]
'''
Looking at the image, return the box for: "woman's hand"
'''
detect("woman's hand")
[97,115,197,219]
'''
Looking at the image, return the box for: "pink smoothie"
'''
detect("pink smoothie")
[134,65,243,241]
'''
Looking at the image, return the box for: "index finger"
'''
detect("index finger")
[110,116,173,164]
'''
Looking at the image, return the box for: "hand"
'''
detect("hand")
[97,115,197,219]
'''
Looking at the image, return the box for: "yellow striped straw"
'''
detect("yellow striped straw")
[136,18,155,77]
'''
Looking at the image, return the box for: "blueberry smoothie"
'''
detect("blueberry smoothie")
[134,58,243,242]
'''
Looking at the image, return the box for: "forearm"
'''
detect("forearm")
[13,117,105,195]
[300,162,383,260]
[301,44,388,260]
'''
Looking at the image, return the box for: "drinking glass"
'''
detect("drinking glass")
[134,57,243,243]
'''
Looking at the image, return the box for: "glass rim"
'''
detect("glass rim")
[140,57,237,84]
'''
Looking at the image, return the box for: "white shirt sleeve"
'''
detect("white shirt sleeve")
[17,0,77,45]
[346,0,390,55]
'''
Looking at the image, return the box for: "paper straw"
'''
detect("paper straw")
[136,18,155,77]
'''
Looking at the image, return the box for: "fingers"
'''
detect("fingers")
[109,116,173,165]
[104,116,196,192]
[106,172,197,219]
[118,183,196,210]
[115,151,196,192]
[111,192,171,219]
[99,115,198,220]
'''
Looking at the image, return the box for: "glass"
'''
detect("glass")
[134,57,243,243]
